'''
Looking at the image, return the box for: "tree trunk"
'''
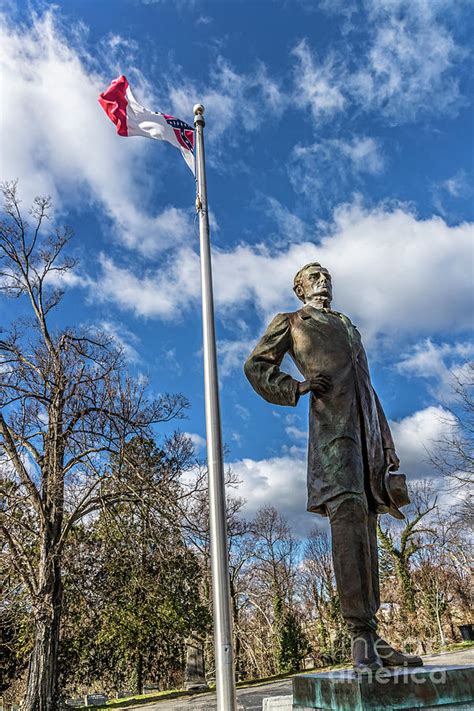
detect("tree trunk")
[22,559,63,711]
[133,653,144,695]
[230,577,242,680]
[435,602,446,648]
[272,591,283,673]
[395,558,416,613]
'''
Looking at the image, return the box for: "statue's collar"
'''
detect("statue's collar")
[299,304,341,318]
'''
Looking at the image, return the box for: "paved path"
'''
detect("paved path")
[131,648,474,711]
[421,648,474,667]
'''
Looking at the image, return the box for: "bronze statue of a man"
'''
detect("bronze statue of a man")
[244,262,422,673]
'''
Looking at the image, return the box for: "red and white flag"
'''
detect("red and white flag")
[98,75,195,174]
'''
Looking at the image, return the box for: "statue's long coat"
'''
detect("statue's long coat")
[244,304,397,516]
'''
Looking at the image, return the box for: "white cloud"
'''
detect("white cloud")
[291,39,346,121]
[318,200,474,343]
[235,404,250,420]
[442,172,469,199]
[389,405,458,479]
[316,0,357,20]
[347,137,385,173]
[217,339,254,379]
[289,137,384,202]
[167,57,283,165]
[93,250,200,319]
[0,9,194,257]
[231,432,242,447]
[293,2,467,125]
[231,453,313,536]
[185,432,206,450]
[196,15,213,26]
[432,171,472,216]
[160,347,183,376]
[104,33,138,55]
[265,197,308,244]
[396,339,474,401]
[98,320,141,363]
[91,201,474,348]
[285,425,308,441]
[350,0,465,122]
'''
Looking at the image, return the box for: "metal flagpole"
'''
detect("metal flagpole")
[193,103,237,711]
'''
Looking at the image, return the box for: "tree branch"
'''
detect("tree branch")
[0,412,44,520]
[1,523,38,599]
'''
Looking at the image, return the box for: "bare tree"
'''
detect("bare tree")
[301,528,349,665]
[414,507,472,650]
[377,481,437,615]
[0,183,188,711]
[248,506,303,673]
[430,364,474,524]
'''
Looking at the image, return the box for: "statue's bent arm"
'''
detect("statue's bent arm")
[244,312,300,407]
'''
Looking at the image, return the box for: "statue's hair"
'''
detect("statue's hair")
[293,262,329,302]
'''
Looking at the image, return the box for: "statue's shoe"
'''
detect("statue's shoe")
[375,636,423,667]
[352,631,383,674]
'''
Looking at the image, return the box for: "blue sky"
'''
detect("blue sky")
[1,0,473,534]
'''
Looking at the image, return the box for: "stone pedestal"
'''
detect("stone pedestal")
[292,665,474,710]
[184,634,208,691]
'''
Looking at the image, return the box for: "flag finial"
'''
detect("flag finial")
[194,104,205,127]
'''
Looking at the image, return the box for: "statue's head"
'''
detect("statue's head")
[293,262,332,305]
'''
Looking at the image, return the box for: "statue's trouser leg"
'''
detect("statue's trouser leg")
[326,494,379,633]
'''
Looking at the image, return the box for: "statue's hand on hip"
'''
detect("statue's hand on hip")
[384,448,400,471]
[298,374,332,398]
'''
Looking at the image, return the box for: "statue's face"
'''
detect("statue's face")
[298,265,332,303]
